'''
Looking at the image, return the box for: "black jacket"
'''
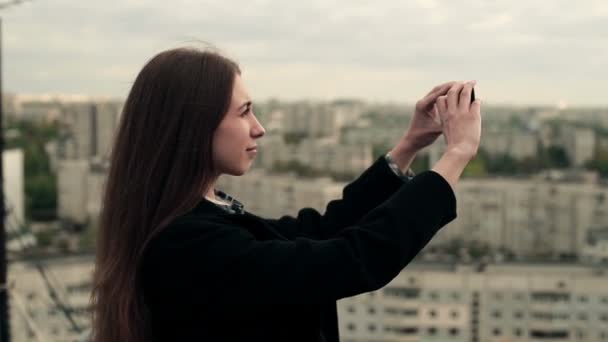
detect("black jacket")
[141,155,457,341]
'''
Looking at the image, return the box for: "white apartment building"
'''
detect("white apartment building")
[257,135,373,177]
[434,177,608,260]
[338,262,608,342]
[217,168,346,219]
[564,126,596,167]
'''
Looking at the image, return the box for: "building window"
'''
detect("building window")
[429,310,437,318]
[579,296,588,303]
[368,307,376,315]
[451,310,459,319]
[368,324,377,332]
[514,311,524,319]
[428,327,437,336]
[383,287,421,299]
[600,314,608,322]
[492,310,502,319]
[347,306,355,313]
[579,313,588,321]
[430,292,439,300]
[493,328,502,336]
[347,323,356,331]
[452,292,460,300]
[514,328,523,337]
[494,292,503,300]
[449,328,460,336]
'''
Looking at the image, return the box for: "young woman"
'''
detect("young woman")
[90,47,481,342]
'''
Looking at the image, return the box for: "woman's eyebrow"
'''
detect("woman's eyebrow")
[238,100,252,110]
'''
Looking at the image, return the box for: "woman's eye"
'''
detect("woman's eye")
[241,105,252,116]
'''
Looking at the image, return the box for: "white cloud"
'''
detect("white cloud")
[468,13,513,30]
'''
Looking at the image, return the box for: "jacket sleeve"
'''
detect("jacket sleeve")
[150,170,457,306]
[261,155,407,240]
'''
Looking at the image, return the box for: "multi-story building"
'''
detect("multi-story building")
[257,135,373,177]
[217,168,346,219]
[564,126,596,167]
[59,101,121,161]
[280,103,340,138]
[480,129,538,160]
[581,227,608,264]
[338,262,608,342]
[3,149,28,251]
[434,177,608,260]
[12,257,607,342]
[2,93,17,121]
[18,98,62,123]
[56,159,108,228]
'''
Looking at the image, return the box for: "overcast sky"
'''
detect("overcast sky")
[3,0,607,107]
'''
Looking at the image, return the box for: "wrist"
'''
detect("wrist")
[388,144,417,174]
[400,134,424,154]
[431,151,470,192]
[385,152,416,181]
[445,145,476,162]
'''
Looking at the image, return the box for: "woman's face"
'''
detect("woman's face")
[212,73,265,176]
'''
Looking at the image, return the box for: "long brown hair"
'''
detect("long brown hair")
[90,47,240,342]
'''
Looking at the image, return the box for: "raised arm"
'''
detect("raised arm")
[262,154,408,240]
[262,81,467,240]
[144,170,456,307]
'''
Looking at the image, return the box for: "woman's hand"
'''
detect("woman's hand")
[400,81,458,152]
[436,81,481,160]
[430,81,481,191]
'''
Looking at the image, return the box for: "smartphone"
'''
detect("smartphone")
[471,88,476,103]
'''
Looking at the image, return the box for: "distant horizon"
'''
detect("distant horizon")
[4,91,608,110]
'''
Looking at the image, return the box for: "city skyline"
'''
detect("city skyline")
[3,0,608,107]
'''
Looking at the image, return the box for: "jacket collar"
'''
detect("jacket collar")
[192,189,245,216]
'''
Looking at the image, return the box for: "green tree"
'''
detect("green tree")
[283,132,308,145]
[541,145,570,168]
[463,155,487,177]
[372,143,391,160]
[585,147,608,177]
[486,153,517,174]
[410,154,429,173]
[4,120,59,221]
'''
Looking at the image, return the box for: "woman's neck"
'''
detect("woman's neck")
[204,186,217,201]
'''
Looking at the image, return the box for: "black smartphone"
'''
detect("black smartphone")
[471,88,476,103]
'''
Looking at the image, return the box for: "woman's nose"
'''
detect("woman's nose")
[252,119,265,138]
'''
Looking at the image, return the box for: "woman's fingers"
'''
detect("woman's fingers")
[432,103,441,125]
[470,98,482,115]
[430,81,458,94]
[446,82,465,111]
[436,95,448,121]
[458,81,476,113]
[417,81,458,110]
